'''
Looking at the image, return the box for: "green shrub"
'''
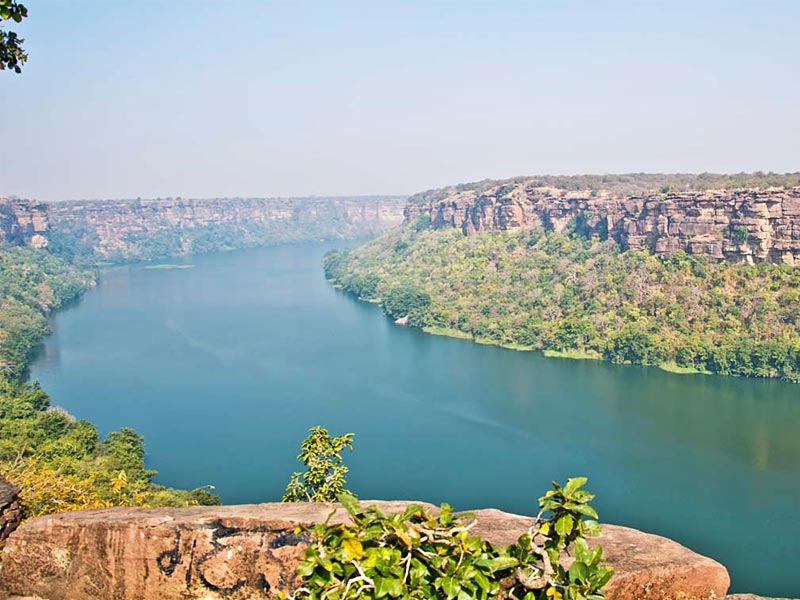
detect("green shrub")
[286,477,612,600]
[283,426,355,503]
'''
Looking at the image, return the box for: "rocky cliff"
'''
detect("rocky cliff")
[0,200,49,249]
[0,196,406,260]
[0,501,730,600]
[404,179,800,264]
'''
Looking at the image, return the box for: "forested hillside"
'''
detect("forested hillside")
[325,224,800,381]
[0,246,219,518]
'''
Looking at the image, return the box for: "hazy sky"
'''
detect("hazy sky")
[1,0,798,201]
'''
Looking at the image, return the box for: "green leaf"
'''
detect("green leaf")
[563,477,588,497]
[374,576,403,598]
[439,576,461,599]
[569,560,588,582]
[337,492,361,516]
[341,538,363,560]
[555,514,575,536]
[569,503,599,518]
[485,556,519,573]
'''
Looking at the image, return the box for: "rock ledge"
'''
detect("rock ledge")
[0,501,730,600]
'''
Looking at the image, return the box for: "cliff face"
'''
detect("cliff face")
[404,181,800,264]
[0,196,406,259]
[0,199,49,248]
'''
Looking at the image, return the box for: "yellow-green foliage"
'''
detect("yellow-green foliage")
[325,226,800,381]
[283,426,354,503]
[285,478,612,600]
[0,377,220,518]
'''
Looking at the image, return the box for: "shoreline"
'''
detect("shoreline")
[410,321,712,377]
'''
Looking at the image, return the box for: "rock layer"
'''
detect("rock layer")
[0,502,730,600]
[0,196,406,259]
[404,181,800,264]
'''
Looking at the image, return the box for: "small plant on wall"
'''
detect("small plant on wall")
[283,426,355,503]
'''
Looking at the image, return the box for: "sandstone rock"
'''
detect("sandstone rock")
[724,595,798,600]
[29,233,48,249]
[0,502,729,600]
[404,183,800,264]
[0,197,406,258]
[0,478,21,548]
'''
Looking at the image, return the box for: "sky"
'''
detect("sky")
[1,0,798,201]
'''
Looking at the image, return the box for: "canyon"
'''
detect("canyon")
[404,180,800,264]
[0,196,407,260]
[5,179,800,265]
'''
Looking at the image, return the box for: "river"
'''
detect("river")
[30,241,800,596]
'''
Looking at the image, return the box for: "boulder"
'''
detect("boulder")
[0,478,21,548]
[0,501,730,600]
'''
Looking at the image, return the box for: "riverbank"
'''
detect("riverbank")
[323,226,800,383]
[418,322,710,376]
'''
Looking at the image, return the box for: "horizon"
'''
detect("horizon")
[1,1,798,201]
[4,169,800,203]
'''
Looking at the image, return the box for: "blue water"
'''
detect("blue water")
[30,242,800,596]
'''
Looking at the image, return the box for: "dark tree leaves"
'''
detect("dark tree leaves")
[0,0,28,73]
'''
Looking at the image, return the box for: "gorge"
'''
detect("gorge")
[2,177,800,598]
[24,241,800,597]
[0,195,406,260]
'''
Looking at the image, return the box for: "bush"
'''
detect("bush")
[285,477,612,600]
[283,426,355,503]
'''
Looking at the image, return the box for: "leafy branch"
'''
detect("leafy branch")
[283,426,355,503]
[0,0,28,73]
[284,477,612,600]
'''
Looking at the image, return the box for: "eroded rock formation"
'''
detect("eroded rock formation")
[404,181,800,264]
[0,478,21,548]
[0,200,49,248]
[0,196,406,259]
[0,501,730,600]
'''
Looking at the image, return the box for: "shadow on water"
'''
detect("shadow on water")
[29,242,800,597]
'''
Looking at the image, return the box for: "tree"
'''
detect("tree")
[1,0,28,73]
[283,426,354,503]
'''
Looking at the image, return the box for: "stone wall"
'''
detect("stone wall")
[404,182,800,264]
[0,501,730,600]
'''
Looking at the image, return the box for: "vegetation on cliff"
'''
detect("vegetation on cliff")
[31,196,406,263]
[287,479,611,600]
[0,247,90,380]
[325,224,800,381]
[0,245,219,518]
[406,172,800,204]
[280,429,611,599]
